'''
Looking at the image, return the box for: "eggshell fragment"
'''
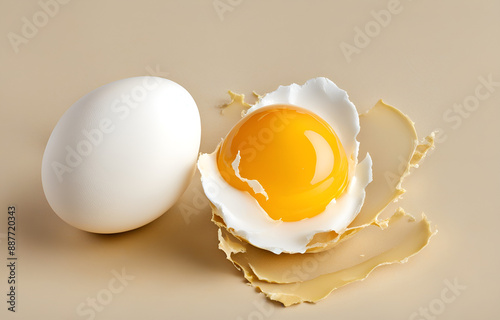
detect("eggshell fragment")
[219,90,261,114]
[218,208,434,306]
[232,151,269,200]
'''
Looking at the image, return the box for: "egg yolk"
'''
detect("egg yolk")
[217,104,349,222]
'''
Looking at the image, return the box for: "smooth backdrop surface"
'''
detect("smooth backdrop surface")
[1,1,499,319]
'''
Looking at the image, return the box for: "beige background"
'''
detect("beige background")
[1,0,499,319]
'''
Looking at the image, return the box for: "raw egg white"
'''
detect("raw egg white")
[198,78,372,254]
[42,77,201,233]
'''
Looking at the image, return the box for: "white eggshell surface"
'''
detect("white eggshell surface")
[42,77,201,233]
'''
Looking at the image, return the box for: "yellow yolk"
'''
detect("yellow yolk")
[217,105,349,222]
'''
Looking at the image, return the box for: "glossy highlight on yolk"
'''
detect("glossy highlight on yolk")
[217,104,349,222]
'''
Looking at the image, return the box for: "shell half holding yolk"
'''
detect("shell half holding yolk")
[217,105,349,222]
[198,77,373,254]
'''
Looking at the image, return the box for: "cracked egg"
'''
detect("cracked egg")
[198,78,436,306]
[198,78,373,254]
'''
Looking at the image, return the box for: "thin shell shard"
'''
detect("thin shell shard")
[218,208,435,306]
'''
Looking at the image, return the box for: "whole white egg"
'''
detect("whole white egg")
[42,77,201,233]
